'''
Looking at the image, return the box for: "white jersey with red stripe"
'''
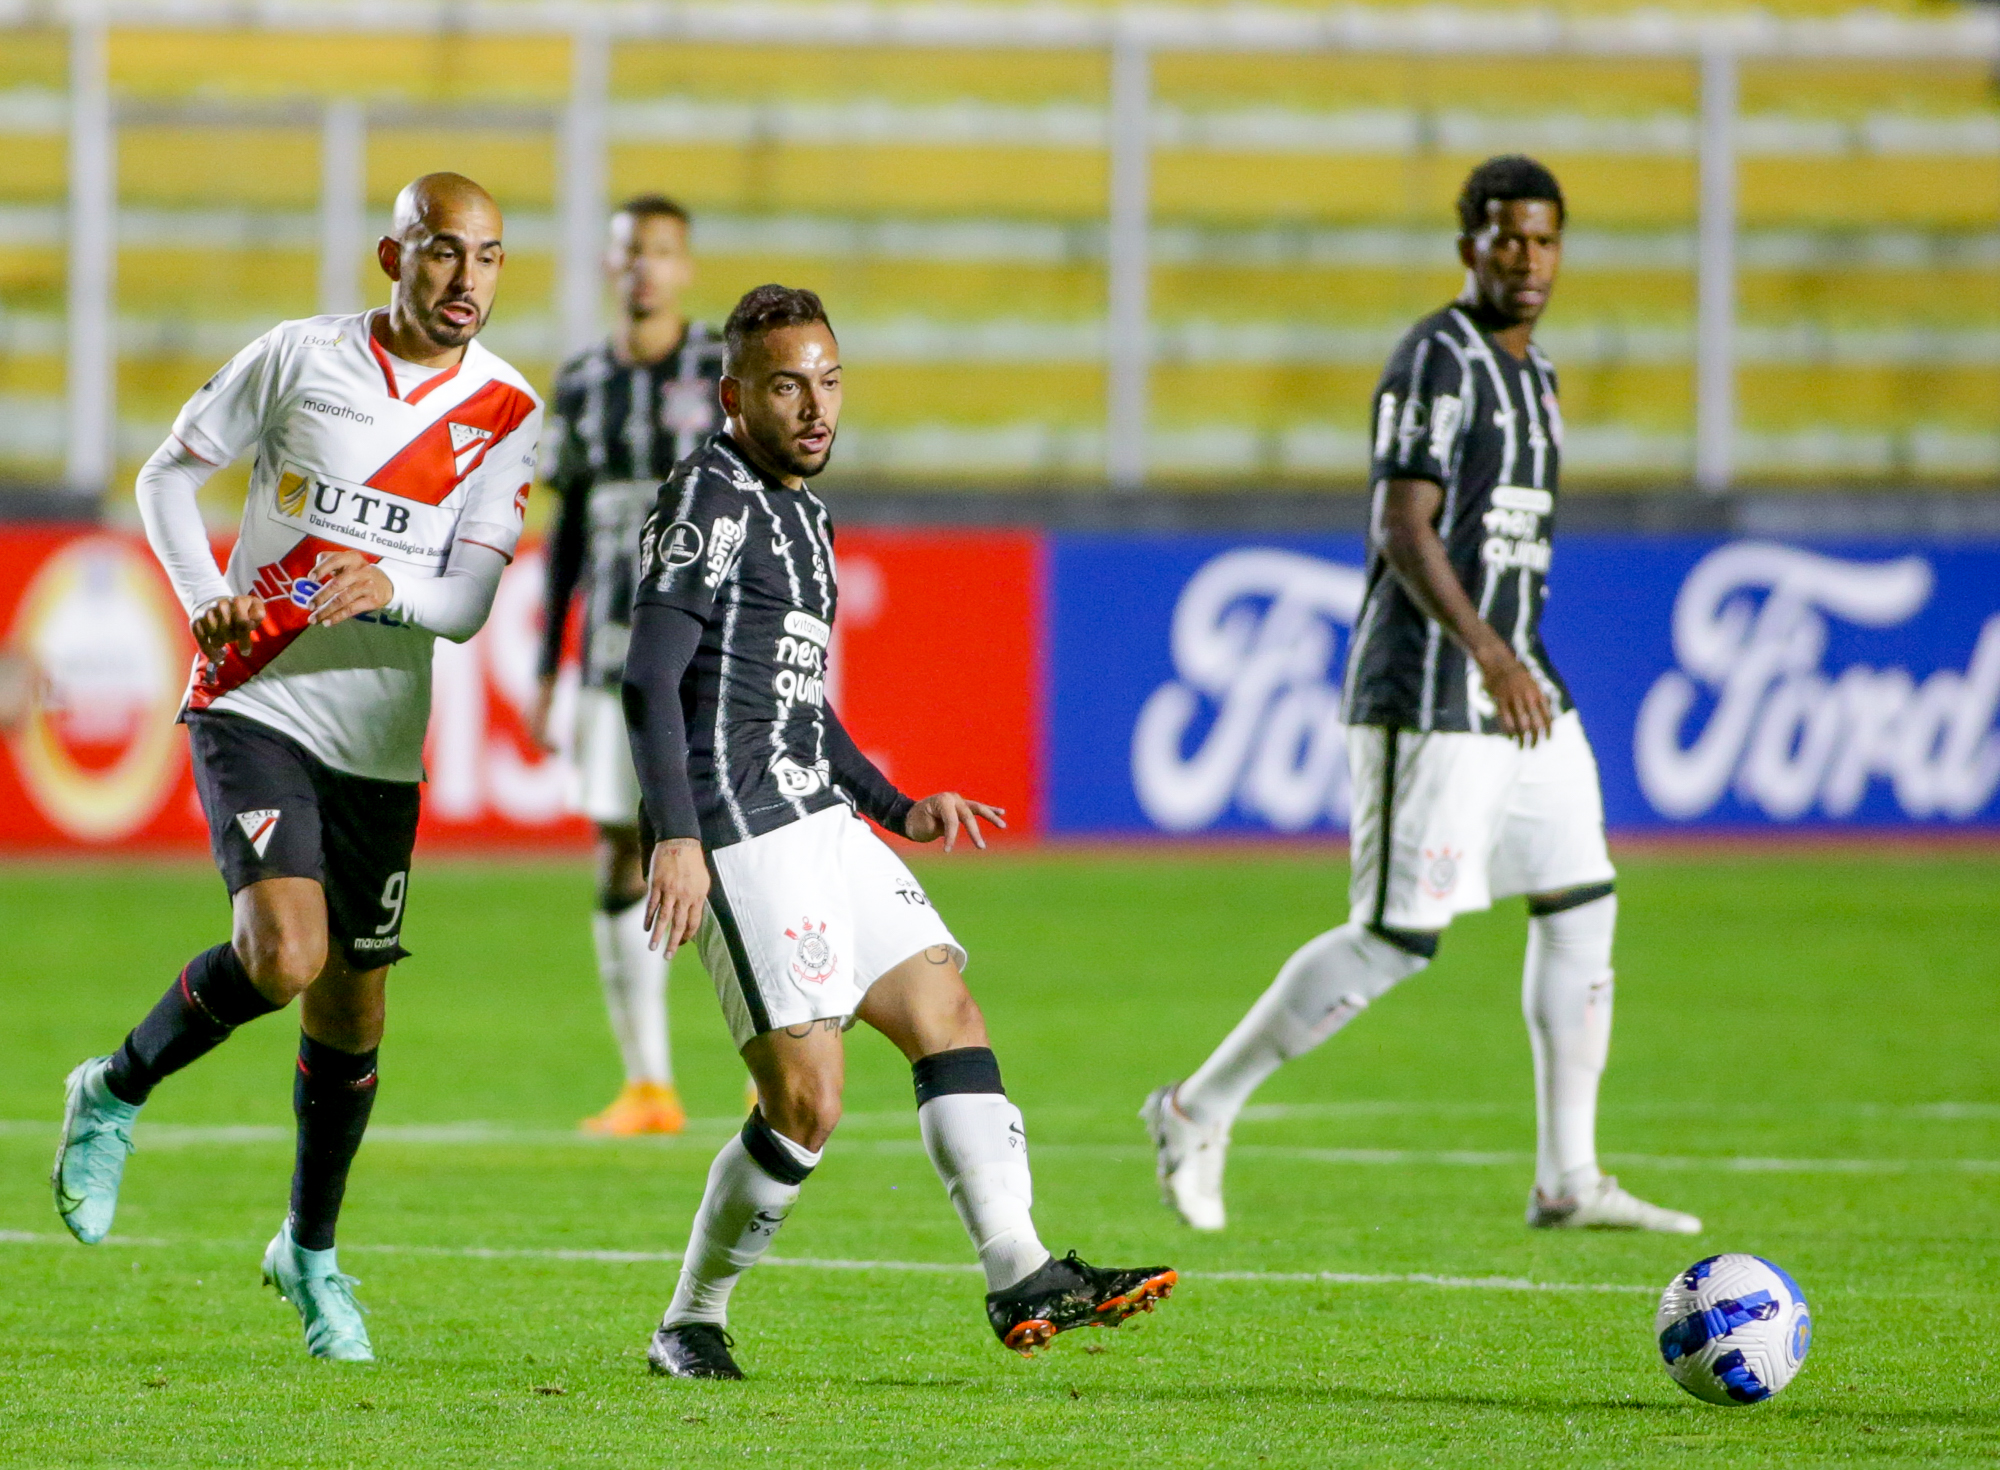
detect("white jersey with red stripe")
[173,310,543,782]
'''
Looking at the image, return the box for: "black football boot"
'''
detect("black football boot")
[985,1250,1177,1355]
[648,1321,745,1380]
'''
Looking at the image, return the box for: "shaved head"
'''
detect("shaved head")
[391,172,502,243]
[376,173,507,360]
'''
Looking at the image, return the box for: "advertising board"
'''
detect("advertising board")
[0,528,1041,853]
[1045,534,2000,836]
[5,525,1992,852]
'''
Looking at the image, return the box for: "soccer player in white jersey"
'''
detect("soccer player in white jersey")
[52,173,543,1361]
[1144,157,1701,1238]
[622,286,1176,1380]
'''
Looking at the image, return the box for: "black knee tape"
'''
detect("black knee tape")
[740,1109,816,1186]
[1527,882,1616,918]
[1367,923,1441,960]
[912,1046,1005,1106]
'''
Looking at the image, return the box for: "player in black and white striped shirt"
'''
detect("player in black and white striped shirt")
[622,285,1175,1380]
[528,195,726,1137]
[1147,157,1701,1239]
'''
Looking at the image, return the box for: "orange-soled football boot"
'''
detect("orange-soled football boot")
[581,1081,687,1136]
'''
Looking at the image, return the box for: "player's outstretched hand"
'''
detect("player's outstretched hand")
[306,550,393,629]
[645,837,710,956]
[904,793,1007,853]
[1479,650,1553,747]
[192,594,267,660]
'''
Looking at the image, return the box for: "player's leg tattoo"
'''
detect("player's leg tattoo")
[914,1046,1049,1293]
[779,1017,844,1039]
[1175,921,1431,1129]
[1523,888,1616,1199]
[664,1109,821,1328]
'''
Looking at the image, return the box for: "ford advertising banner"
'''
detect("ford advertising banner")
[1046,534,2000,836]
[2,526,1993,851]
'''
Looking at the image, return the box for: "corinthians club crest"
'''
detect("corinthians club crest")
[1420,845,1462,901]
[785,918,838,986]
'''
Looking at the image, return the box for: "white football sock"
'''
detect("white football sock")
[612,899,671,1085]
[664,1128,820,1326]
[919,1092,1048,1293]
[1176,922,1430,1128]
[1523,894,1617,1199]
[591,908,643,1084]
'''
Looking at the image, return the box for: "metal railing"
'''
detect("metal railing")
[12,0,1998,499]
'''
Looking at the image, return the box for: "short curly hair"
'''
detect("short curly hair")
[723,284,833,374]
[1457,156,1566,235]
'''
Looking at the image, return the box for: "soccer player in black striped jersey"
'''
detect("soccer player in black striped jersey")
[622,285,1173,1380]
[1146,157,1702,1238]
[528,195,727,1137]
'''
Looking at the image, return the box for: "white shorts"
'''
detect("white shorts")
[1347,709,1615,934]
[698,805,964,1049]
[569,686,641,828]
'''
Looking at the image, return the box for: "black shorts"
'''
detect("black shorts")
[186,710,420,969]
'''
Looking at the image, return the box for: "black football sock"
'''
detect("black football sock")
[289,1034,379,1253]
[104,943,283,1105]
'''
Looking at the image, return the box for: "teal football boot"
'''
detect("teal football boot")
[262,1219,374,1362]
[52,1057,140,1244]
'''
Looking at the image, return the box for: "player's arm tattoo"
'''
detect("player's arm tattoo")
[925,946,954,966]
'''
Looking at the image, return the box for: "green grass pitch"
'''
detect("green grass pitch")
[2,850,1996,1467]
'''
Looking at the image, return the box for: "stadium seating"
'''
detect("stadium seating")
[0,5,1994,501]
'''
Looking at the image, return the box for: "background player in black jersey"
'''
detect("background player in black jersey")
[1145,157,1701,1238]
[621,285,1174,1380]
[529,195,727,1136]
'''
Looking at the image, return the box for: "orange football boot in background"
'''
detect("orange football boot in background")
[581,1081,686,1136]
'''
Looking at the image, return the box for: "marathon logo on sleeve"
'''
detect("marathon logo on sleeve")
[268,462,457,572]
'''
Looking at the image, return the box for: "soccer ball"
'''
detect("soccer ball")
[1656,1254,1812,1405]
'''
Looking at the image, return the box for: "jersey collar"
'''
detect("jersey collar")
[366,310,466,406]
[714,431,791,493]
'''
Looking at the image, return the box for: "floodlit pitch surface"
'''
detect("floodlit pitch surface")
[2,851,1995,1467]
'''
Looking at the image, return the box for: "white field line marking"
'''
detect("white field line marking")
[4,1119,1995,1173]
[1238,1101,2000,1123]
[1228,1145,2000,1175]
[0,1232,1649,1294]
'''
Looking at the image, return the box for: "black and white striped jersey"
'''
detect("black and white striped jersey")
[537,325,726,688]
[1342,305,1573,734]
[631,433,845,849]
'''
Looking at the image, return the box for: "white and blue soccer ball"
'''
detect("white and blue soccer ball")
[1656,1254,1812,1405]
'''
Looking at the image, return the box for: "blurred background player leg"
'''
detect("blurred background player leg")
[528,195,727,1136]
[578,697,682,1136]
[583,824,682,1135]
